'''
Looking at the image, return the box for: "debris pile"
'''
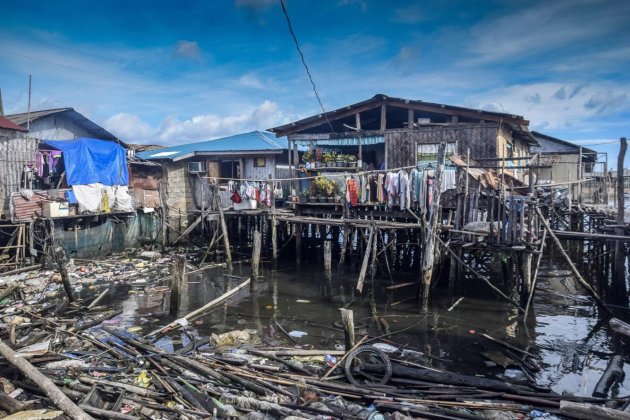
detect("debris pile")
[0,250,628,419]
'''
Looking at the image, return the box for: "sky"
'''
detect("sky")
[1,0,629,167]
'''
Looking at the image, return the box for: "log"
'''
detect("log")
[560,400,630,420]
[592,355,625,398]
[610,318,630,339]
[150,278,251,336]
[0,339,93,420]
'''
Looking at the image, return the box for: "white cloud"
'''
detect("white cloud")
[105,113,153,141]
[237,73,266,89]
[467,82,630,132]
[104,101,291,145]
[173,40,203,61]
[465,0,630,64]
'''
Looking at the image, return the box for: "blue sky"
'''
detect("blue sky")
[1,0,629,166]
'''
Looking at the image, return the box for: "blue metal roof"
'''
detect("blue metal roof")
[137,131,288,161]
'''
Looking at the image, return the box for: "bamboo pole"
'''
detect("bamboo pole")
[523,229,547,319]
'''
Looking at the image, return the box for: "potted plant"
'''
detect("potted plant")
[347,154,357,167]
[323,152,336,167]
[299,190,308,203]
[336,153,347,167]
[308,184,317,202]
[314,148,324,168]
[302,148,314,167]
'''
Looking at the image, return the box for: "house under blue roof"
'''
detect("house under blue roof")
[138,131,288,161]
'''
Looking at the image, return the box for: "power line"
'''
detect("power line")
[279,0,335,133]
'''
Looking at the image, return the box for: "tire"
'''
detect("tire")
[344,345,392,386]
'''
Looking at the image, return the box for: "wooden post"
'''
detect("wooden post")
[324,240,332,282]
[339,308,355,351]
[169,255,188,316]
[0,339,93,420]
[523,229,547,319]
[614,138,627,289]
[215,183,233,271]
[420,143,445,313]
[54,246,74,303]
[380,103,387,131]
[271,178,278,268]
[251,230,261,292]
[339,226,349,265]
[356,227,374,293]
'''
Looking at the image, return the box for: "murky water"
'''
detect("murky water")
[101,250,630,398]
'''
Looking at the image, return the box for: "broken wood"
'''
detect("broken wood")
[593,355,625,398]
[150,277,251,336]
[610,317,630,339]
[0,339,93,420]
[356,227,374,293]
[54,246,75,303]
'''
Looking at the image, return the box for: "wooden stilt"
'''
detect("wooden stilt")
[339,308,355,351]
[169,255,188,316]
[420,143,445,313]
[251,230,261,292]
[54,246,74,303]
[214,184,233,271]
[356,227,374,293]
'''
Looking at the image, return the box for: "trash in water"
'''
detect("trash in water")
[288,330,308,337]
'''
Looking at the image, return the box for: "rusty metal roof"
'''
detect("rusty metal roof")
[0,116,28,132]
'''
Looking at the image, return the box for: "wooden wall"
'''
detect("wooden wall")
[385,124,499,169]
[243,155,277,181]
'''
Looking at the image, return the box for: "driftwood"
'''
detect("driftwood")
[592,355,625,398]
[0,390,36,413]
[0,339,93,420]
[560,400,630,420]
[610,318,630,339]
[150,277,251,336]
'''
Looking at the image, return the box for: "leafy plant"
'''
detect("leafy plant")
[346,154,357,162]
[323,152,336,163]
[313,176,336,196]
[302,148,314,163]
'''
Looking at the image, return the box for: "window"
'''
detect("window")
[253,157,266,167]
[417,143,456,163]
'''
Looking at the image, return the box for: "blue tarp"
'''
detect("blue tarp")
[42,138,128,186]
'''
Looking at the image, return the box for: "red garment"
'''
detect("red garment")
[347,179,359,206]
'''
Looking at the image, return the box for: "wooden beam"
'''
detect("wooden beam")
[355,112,361,130]
[380,104,387,131]
[407,109,414,128]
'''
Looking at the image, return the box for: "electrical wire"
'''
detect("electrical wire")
[279,0,335,133]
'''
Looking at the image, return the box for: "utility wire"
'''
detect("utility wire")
[279,0,335,133]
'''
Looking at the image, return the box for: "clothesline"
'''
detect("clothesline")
[202,163,456,184]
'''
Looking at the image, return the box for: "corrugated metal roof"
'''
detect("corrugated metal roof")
[137,131,288,161]
[6,108,122,145]
[0,116,28,132]
[531,131,596,161]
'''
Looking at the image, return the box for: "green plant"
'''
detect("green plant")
[313,176,336,196]
[346,154,357,162]
[300,190,309,198]
[323,152,336,163]
[302,148,314,163]
[337,154,347,161]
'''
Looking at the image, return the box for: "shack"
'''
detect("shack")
[0,108,163,266]
[138,131,289,240]
[531,131,605,203]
